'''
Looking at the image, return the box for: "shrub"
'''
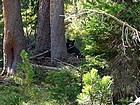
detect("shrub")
[77,68,112,105]
[16,50,34,85]
[45,67,81,104]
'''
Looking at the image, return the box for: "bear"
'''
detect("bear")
[66,39,81,58]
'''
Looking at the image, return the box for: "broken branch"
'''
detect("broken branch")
[65,9,140,35]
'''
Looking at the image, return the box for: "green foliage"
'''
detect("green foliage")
[65,1,124,62]
[117,97,133,105]
[85,55,108,69]
[45,68,81,104]
[77,68,112,105]
[0,83,23,105]
[12,51,82,105]
[119,3,140,30]
[0,81,51,105]
[21,0,38,36]
[0,0,139,105]
[2,93,22,105]
[17,50,34,85]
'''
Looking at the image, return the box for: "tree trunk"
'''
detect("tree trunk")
[35,0,50,54]
[50,0,67,66]
[1,0,26,75]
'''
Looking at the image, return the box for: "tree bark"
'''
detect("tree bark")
[35,0,50,54]
[50,0,67,66]
[1,0,26,75]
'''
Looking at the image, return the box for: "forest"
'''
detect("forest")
[0,0,140,105]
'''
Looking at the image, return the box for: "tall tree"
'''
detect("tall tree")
[1,0,26,75]
[35,0,51,54]
[50,0,67,66]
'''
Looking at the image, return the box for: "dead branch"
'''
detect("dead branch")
[54,58,80,71]
[96,10,140,35]
[65,9,140,35]
[29,50,50,59]
[29,51,80,71]
[31,63,62,70]
[54,58,75,68]
[31,58,80,71]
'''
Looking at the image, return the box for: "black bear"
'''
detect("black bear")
[66,39,81,58]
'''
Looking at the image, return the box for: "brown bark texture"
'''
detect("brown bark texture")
[1,0,26,75]
[50,0,67,66]
[35,0,51,54]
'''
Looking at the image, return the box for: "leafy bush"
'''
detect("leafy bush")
[15,52,82,104]
[77,68,112,105]
[45,67,81,104]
